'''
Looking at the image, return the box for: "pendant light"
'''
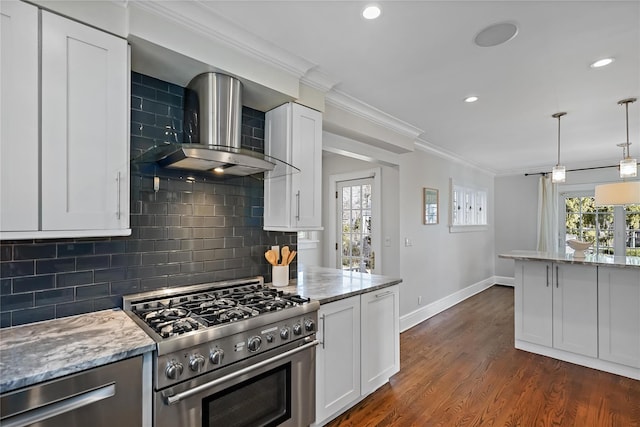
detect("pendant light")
[551,112,567,183]
[595,97,640,206]
[618,98,637,178]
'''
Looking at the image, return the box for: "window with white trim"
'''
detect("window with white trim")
[450,180,488,232]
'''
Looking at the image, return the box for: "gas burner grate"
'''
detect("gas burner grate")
[129,283,312,338]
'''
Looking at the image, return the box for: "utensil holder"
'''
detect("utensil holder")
[272,265,289,287]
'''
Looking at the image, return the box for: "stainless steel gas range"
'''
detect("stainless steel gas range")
[123,276,319,427]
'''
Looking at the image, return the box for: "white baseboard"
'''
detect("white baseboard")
[516,340,639,380]
[399,276,497,332]
[493,275,514,287]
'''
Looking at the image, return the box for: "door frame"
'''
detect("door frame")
[327,168,382,274]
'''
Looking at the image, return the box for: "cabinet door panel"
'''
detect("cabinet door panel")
[0,1,39,231]
[291,103,322,229]
[598,267,640,367]
[264,104,293,229]
[552,264,598,357]
[361,285,400,395]
[515,260,553,346]
[315,296,360,425]
[41,11,128,231]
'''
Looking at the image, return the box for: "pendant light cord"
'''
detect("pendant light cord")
[557,115,561,165]
[625,100,630,158]
[552,112,566,166]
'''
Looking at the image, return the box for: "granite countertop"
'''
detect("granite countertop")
[275,265,403,304]
[0,308,155,394]
[499,250,640,269]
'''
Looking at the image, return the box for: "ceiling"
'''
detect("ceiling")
[186,1,639,175]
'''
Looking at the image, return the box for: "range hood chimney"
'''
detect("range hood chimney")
[144,72,293,177]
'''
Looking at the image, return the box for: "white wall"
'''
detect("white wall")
[398,148,495,319]
[494,174,538,277]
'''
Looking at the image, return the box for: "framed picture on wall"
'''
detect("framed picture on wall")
[423,187,438,224]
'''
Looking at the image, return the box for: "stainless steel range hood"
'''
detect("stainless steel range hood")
[136,73,296,177]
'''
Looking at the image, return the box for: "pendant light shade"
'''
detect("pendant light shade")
[618,98,637,178]
[594,98,639,206]
[551,112,567,183]
[595,181,640,206]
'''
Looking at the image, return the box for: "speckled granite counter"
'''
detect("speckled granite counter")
[499,250,640,269]
[0,309,155,394]
[275,265,402,304]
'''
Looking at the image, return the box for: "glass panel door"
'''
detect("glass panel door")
[337,178,373,273]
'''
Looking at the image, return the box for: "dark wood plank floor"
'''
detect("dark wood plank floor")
[325,285,640,427]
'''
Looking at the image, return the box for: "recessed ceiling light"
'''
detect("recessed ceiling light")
[590,58,614,68]
[474,22,518,47]
[464,96,479,103]
[362,5,381,20]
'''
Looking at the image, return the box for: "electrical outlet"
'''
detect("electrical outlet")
[404,238,413,247]
[418,296,422,305]
[271,245,280,261]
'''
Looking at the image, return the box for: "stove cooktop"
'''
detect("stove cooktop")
[128,280,310,339]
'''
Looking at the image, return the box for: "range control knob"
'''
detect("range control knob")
[210,349,224,365]
[304,319,316,332]
[189,354,206,372]
[248,336,262,352]
[293,323,302,336]
[280,327,290,340]
[165,361,184,380]
[266,333,275,343]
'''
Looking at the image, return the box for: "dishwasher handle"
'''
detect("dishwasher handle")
[1,383,115,427]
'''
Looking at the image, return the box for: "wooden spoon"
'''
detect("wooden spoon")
[281,246,290,266]
[264,250,277,266]
[287,250,297,265]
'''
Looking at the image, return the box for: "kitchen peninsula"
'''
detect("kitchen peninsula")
[500,250,640,380]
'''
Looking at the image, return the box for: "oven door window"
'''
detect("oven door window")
[202,363,291,427]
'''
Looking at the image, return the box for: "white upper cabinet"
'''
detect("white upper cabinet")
[1,0,39,232]
[0,6,130,239]
[264,102,322,231]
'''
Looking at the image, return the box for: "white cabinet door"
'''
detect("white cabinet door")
[290,103,322,229]
[0,1,39,232]
[515,260,553,347]
[598,267,640,368]
[315,296,360,426]
[360,285,400,395]
[41,11,129,231]
[552,263,598,357]
[264,102,322,231]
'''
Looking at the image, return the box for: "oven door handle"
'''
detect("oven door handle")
[165,339,319,406]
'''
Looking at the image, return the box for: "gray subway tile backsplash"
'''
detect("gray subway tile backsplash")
[0,72,296,327]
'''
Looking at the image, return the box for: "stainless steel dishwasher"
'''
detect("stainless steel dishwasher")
[0,356,142,427]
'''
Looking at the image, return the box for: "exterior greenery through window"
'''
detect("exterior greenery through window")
[564,196,640,256]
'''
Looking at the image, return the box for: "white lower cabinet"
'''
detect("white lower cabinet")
[315,296,361,425]
[598,267,640,368]
[314,285,400,426]
[515,260,639,379]
[516,260,598,357]
[360,286,400,395]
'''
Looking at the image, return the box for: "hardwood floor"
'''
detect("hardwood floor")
[325,285,640,427]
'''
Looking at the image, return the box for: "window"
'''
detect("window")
[625,205,640,256]
[450,180,488,232]
[562,194,640,256]
[564,196,614,255]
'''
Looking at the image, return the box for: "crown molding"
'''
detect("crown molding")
[129,0,315,80]
[414,138,497,176]
[325,89,423,140]
[301,67,340,93]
